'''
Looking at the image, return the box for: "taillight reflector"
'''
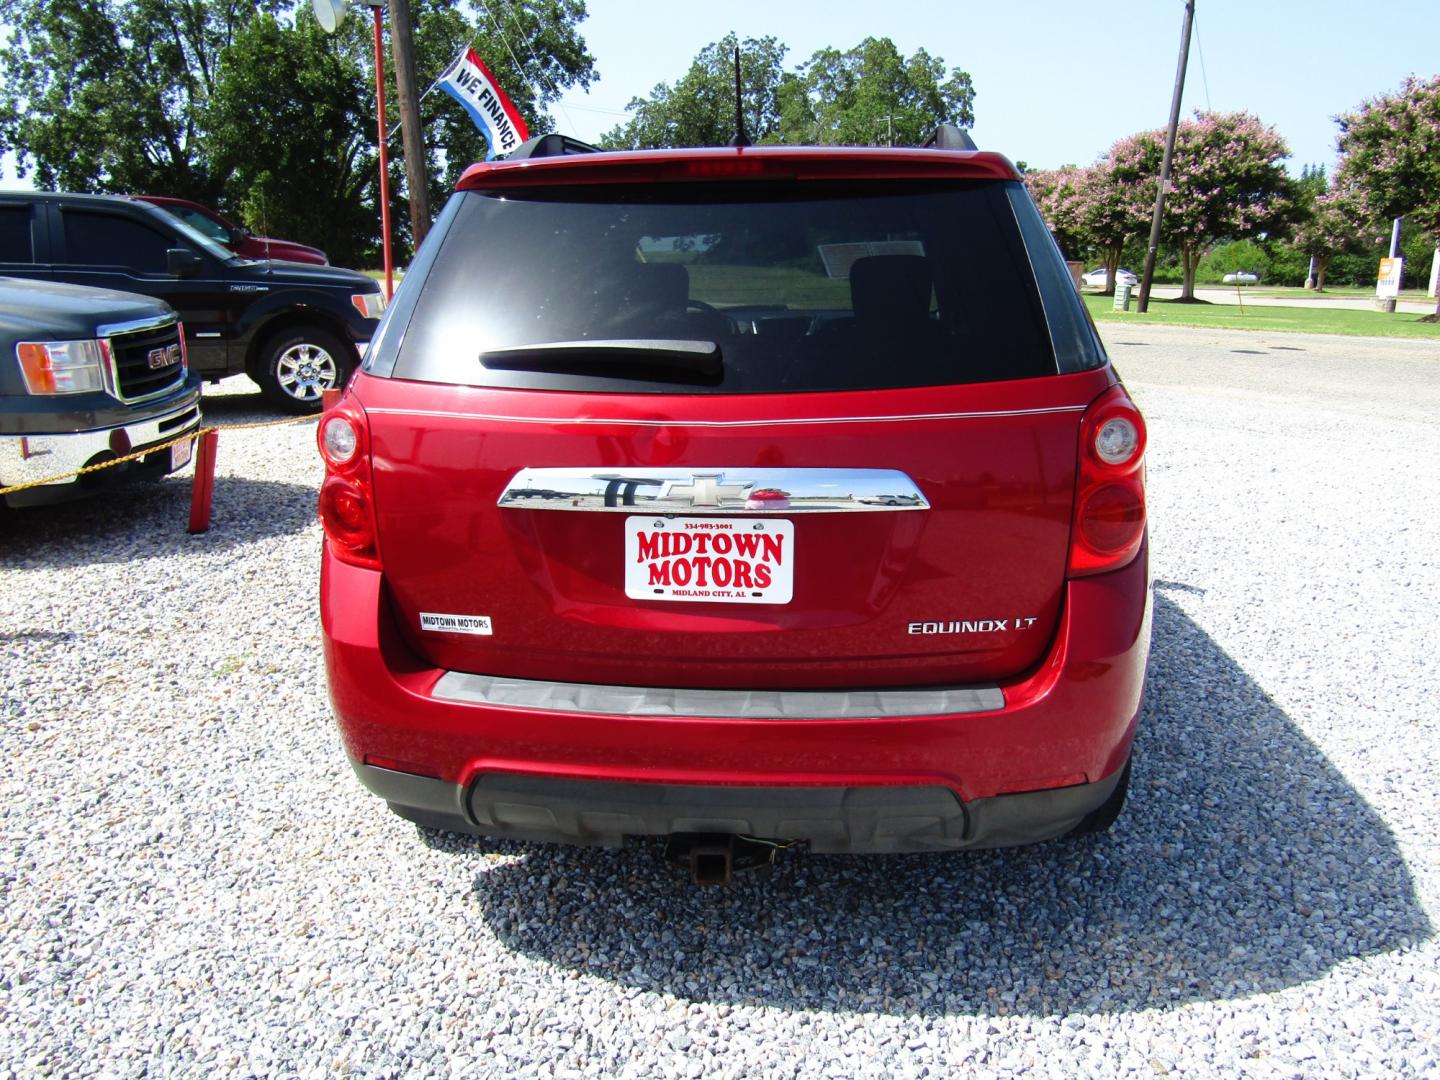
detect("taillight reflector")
[1069,385,1147,578]
[316,397,381,569]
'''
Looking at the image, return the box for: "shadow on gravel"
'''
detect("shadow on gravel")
[199,387,287,424]
[441,592,1430,1017]
[0,475,317,568]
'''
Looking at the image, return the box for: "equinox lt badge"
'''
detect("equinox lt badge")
[908,618,1038,634]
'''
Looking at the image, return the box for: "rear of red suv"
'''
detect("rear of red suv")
[319,141,1150,854]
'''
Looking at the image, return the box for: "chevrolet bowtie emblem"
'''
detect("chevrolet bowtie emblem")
[662,473,754,507]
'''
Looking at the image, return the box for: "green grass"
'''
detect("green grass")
[1236,285,1433,302]
[1085,294,1440,339]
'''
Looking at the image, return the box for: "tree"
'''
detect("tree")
[599,34,788,149]
[0,0,287,198]
[1290,188,1366,292]
[1333,75,1440,317]
[1107,112,1296,301]
[778,37,974,146]
[1078,149,1159,295]
[1023,166,1089,263]
[207,13,379,267]
[1197,239,1270,283]
[0,0,597,265]
[601,34,974,151]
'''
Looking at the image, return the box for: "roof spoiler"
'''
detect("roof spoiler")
[506,133,602,160]
[921,125,978,151]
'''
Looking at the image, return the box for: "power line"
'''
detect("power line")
[476,0,579,134]
[1192,10,1212,111]
[558,102,631,117]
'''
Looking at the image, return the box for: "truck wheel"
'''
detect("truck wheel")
[256,326,353,413]
[1067,757,1131,837]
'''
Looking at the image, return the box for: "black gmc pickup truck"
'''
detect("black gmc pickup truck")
[0,276,201,507]
[0,192,384,412]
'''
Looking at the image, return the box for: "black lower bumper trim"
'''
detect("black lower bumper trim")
[350,760,1124,854]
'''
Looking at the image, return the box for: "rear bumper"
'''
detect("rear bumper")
[323,539,1151,852]
[353,759,1128,852]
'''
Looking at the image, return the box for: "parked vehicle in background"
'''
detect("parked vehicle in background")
[0,277,200,507]
[1222,271,1259,285]
[320,132,1152,865]
[1082,267,1139,288]
[0,192,384,412]
[130,195,329,266]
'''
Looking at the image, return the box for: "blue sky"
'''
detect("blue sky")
[548,0,1440,174]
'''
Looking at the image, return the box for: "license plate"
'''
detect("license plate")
[170,437,193,471]
[625,517,794,604]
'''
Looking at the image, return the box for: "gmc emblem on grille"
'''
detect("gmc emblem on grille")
[147,344,182,370]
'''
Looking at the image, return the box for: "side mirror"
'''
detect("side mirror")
[167,247,204,277]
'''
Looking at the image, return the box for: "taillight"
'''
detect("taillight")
[317,400,381,569]
[1069,384,1146,577]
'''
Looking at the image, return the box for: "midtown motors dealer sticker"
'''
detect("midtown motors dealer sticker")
[420,612,493,635]
[625,517,793,604]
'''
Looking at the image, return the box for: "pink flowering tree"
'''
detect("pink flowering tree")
[1291,187,1367,291]
[1079,150,1158,294]
[1333,76,1440,317]
[1137,112,1296,300]
[1023,166,1090,263]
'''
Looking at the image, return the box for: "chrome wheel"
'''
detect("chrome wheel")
[275,342,339,403]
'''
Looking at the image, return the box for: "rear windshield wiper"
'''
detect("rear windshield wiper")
[479,339,721,379]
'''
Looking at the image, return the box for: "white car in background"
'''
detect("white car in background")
[1223,271,1260,285]
[1082,267,1139,288]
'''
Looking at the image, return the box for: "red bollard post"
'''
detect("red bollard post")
[187,430,219,534]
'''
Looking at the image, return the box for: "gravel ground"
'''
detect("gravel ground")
[2,329,1439,1077]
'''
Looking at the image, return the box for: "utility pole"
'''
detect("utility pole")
[388,0,431,249]
[1137,0,1195,314]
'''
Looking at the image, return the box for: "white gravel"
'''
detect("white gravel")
[2,333,1439,1077]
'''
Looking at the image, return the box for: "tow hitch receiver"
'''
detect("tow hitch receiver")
[663,834,791,885]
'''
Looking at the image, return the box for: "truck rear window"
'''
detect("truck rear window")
[388,181,1060,394]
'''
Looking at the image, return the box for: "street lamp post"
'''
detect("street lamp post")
[362,0,394,300]
[313,0,395,299]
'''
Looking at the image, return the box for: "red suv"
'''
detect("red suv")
[319,134,1151,859]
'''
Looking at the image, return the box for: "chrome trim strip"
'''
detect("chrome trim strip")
[365,405,1085,428]
[95,313,177,338]
[431,671,1004,719]
[498,467,928,513]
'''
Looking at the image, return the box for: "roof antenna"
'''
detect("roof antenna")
[728,44,751,147]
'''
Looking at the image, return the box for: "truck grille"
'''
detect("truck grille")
[106,320,186,402]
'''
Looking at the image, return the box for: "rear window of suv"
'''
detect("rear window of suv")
[386,180,1080,394]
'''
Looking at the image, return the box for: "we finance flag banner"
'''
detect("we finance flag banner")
[436,49,530,158]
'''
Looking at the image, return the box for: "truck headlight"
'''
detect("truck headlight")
[350,292,387,320]
[16,339,107,395]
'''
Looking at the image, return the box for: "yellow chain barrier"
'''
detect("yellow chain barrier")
[0,413,316,498]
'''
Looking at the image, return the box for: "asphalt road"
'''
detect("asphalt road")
[2,325,1438,1076]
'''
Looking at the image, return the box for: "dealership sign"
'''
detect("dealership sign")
[437,49,530,158]
[1376,257,1404,299]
